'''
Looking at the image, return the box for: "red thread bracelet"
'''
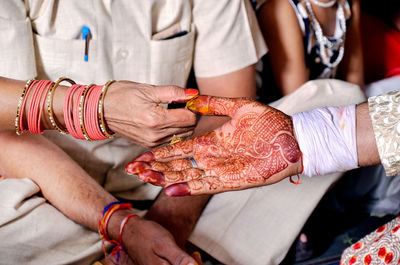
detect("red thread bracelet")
[119,213,137,245]
[98,203,132,259]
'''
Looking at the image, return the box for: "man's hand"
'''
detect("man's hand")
[104,81,198,147]
[106,211,198,265]
[126,96,303,195]
[121,217,197,265]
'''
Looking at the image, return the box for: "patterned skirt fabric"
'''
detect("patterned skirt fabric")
[341,216,400,264]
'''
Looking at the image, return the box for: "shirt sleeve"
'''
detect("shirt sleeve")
[0,0,36,79]
[192,0,267,78]
[368,90,400,176]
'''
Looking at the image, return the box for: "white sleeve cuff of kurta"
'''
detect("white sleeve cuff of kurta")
[368,90,400,177]
[292,105,358,177]
[193,0,267,78]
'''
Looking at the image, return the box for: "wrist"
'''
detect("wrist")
[106,208,139,241]
[102,81,121,133]
[292,105,358,177]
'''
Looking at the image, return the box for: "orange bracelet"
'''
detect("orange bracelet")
[98,202,132,259]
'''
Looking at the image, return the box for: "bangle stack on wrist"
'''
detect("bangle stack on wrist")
[98,202,137,262]
[15,77,116,140]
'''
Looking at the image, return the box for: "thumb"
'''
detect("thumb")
[186,95,252,117]
[152,86,198,104]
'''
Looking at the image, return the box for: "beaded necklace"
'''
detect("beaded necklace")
[304,0,346,68]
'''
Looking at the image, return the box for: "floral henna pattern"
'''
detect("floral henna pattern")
[186,107,300,192]
[128,96,302,195]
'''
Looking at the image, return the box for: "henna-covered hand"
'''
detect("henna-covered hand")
[126,96,303,195]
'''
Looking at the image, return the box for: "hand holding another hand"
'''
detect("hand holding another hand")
[104,81,198,147]
[126,96,303,195]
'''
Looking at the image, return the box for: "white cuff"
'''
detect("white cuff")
[292,105,358,177]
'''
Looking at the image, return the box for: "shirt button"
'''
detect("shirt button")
[118,49,129,59]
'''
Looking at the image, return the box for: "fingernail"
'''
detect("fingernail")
[185,89,199,100]
[165,183,191,196]
[133,151,155,162]
[138,170,165,185]
[125,161,151,174]
[186,95,213,114]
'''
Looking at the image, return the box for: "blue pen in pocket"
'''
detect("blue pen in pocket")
[81,26,91,62]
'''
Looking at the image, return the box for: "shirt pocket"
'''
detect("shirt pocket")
[33,33,98,84]
[149,23,195,87]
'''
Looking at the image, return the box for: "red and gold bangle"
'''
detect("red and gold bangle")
[15,79,35,135]
[79,84,95,141]
[72,85,87,140]
[84,85,108,140]
[28,80,54,134]
[98,80,116,138]
[64,84,82,138]
[47,77,76,134]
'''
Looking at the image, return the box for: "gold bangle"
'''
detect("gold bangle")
[98,80,116,138]
[79,84,95,141]
[47,77,75,134]
[15,79,35,135]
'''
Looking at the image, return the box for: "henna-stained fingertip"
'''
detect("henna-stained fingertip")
[165,183,191,196]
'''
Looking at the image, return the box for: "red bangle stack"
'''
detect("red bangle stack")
[15,78,115,140]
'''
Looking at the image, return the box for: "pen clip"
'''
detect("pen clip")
[81,26,91,62]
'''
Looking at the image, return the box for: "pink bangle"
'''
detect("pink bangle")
[15,80,34,135]
[72,85,87,140]
[62,81,115,141]
[84,85,108,140]
[64,84,83,138]
[36,81,53,134]
[27,80,44,133]
[19,80,39,133]
[79,84,95,141]
[27,80,54,134]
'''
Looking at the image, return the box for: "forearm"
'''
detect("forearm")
[0,76,69,132]
[339,0,364,87]
[0,132,115,231]
[356,103,380,166]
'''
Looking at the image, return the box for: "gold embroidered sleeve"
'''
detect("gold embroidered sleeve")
[368,90,400,176]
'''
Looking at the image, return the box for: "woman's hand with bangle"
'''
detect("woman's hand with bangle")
[103,81,198,147]
[126,96,303,195]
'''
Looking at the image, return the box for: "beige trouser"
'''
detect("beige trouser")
[0,79,365,265]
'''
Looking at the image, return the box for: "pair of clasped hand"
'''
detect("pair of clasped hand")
[126,95,303,196]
